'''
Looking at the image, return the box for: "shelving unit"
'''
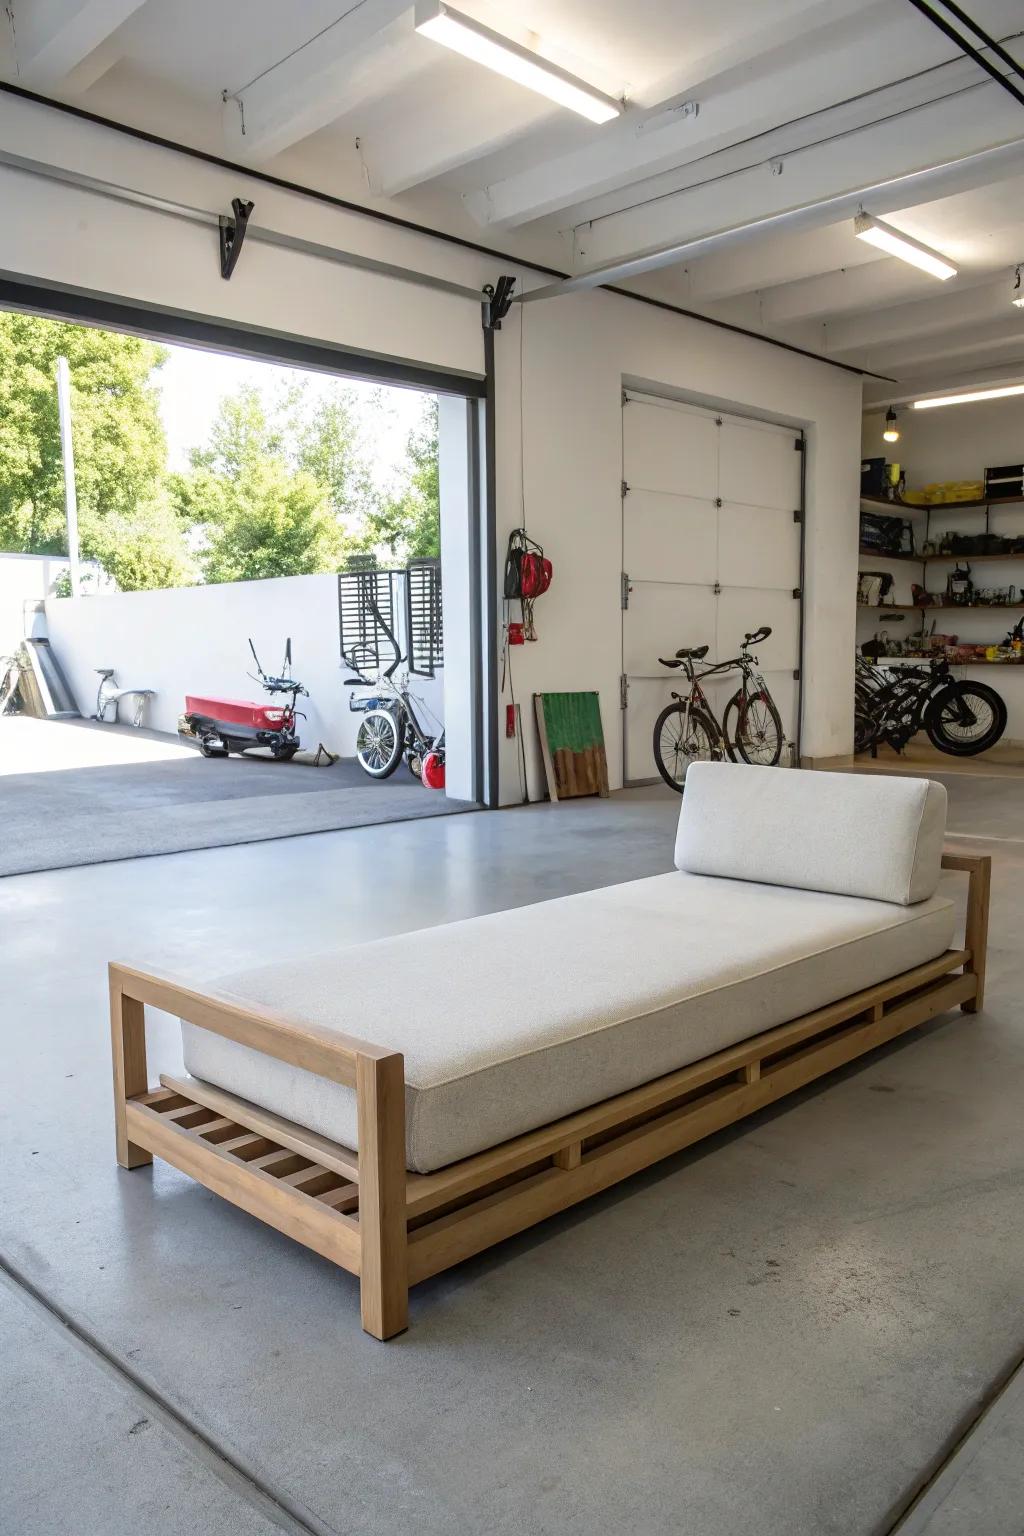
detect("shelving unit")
[861,493,1024,514]
[863,603,1024,613]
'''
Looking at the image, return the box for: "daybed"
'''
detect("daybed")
[111,763,990,1339]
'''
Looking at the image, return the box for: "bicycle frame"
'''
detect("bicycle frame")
[669,649,770,759]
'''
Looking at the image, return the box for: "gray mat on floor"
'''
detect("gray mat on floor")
[1,777,474,876]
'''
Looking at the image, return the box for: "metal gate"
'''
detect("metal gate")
[621,392,804,784]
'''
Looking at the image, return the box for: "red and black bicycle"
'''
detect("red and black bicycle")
[653,625,785,791]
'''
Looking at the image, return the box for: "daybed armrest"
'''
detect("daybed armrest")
[939,851,991,1013]
[108,960,407,1339]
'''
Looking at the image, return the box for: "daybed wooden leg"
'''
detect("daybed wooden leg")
[356,1052,408,1341]
[110,969,152,1169]
[962,855,991,1014]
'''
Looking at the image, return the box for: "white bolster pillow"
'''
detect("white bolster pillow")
[675,762,947,905]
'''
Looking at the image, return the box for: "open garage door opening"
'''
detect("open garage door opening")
[0,302,487,875]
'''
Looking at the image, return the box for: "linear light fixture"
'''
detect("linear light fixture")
[913,383,1024,409]
[414,1,622,124]
[854,211,958,281]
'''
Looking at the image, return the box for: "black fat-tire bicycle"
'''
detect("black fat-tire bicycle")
[854,655,1007,758]
[653,626,785,792]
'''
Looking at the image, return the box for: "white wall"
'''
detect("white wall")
[496,296,862,795]
[860,401,1024,742]
[0,553,63,656]
[1,90,864,802]
[45,574,444,758]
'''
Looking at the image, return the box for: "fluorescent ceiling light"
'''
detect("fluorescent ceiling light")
[913,384,1024,409]
[414,1,621,124]
[854,212,957,281]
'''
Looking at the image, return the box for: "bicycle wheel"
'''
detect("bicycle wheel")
[355,709,403,777]
[925,683,1007,757]
[653,704,719,792]
[854,704,879,756]
[720,691,742,762]
[734,690,784,765]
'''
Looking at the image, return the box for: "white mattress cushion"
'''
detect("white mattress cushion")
[676,762,947,905]
[182,871,955,1174]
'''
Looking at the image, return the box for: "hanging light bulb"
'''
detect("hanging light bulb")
[883,407,900,444]
[1013,266,1024,309]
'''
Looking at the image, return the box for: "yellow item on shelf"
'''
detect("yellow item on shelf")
[906,480,986,504]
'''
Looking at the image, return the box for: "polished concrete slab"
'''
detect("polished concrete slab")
[2,781,1023,1536]
[0,1279,290,1536]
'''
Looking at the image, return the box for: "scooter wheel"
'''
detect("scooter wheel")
[199,736,229,758]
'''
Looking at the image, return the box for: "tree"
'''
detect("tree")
[169,384,347,582]
[0,312,191,588]
[357,399,440,561]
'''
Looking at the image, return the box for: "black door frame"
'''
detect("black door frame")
[0,272,498,806]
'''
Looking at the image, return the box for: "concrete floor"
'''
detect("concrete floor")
[2,779,1022,1535]
[0,716,470,876]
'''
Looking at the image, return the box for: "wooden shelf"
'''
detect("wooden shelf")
[859,546,922,563]
[862,492,1024,514]
[859,547,1024,564]
[862,654,1024,666]
[860,604,1024,613]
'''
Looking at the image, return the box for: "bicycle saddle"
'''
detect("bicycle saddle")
[676,645,709,659]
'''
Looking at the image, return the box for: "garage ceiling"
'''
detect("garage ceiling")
[4,0,1024,398]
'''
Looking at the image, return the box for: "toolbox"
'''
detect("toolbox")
[984,463,1024,500]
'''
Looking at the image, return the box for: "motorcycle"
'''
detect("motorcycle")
[178,639,308,760]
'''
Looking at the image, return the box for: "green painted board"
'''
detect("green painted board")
[534,691,609,801]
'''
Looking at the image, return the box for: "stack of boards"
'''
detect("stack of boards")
[534,691,609,802]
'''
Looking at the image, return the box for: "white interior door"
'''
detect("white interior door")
[622,396,803,783]
[716,418,802,746]
[622,399,721,782]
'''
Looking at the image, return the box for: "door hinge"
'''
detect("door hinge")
[715,496,723,508]
[792,587,802,599]
[793,668,801,681]
[715,416,723,426]
[622,390,630,406]
[793,508,802,523]
[620,674,629,709]
[621,572,630,609]
[621,479,630,498]
[713,581,722,596]
[794,436,804,452]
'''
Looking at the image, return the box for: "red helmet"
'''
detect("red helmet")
[421,751,446,790]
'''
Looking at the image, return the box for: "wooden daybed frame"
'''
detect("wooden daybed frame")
[111,851,990,1340]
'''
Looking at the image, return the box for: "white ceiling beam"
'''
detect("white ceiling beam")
[222,0,416,164]
[824,278,1024,355]
[359,53,553,196]
[559,89,1024,287]
[12,0,146,87]
[849,318,1024,377]
[463,0,968,229]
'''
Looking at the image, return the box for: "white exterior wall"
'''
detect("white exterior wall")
[0,553,64,655]
[2,90,863,802]
[861,401,1024,742]
[45,575,444,756]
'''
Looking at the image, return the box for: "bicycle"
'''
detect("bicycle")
[344,645,444,783]
[652,626,785,791]
[854,654,1007,757]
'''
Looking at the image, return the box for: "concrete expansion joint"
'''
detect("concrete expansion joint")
[0,1252,341,1536]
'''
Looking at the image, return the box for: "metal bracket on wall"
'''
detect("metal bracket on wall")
[219,197,254,280]
[621,572,631,609]
[482,274,517,330]
[620,674,629,709]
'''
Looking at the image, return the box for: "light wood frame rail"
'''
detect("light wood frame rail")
[111,852,990,1340]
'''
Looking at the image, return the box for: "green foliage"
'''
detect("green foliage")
[169,384,347,582]
[356,399,440,561]
[0,312,191,589]
[1,313,440,591]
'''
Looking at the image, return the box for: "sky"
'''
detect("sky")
[155,341,431,488]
